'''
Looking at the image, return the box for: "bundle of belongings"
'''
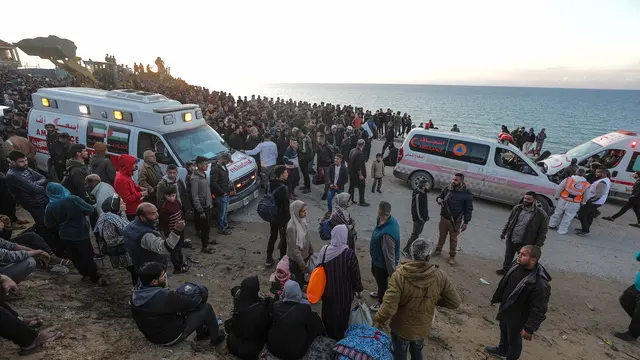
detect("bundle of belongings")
[333,324,393,360]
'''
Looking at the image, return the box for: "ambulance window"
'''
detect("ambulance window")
[137,132,161,159]
[495,148,536,176]
[86,122,107,148]
[445,140,489,165]
[596,149,626,169]
[627,152,640,172]
[106,126,130,155]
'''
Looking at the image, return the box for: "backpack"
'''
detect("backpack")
[257,184,285,222]
[319,220,332,241]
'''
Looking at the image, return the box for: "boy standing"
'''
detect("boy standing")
[371,153,385,193]
[159,185,189,274]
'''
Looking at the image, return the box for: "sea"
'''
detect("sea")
[222,83,640,154]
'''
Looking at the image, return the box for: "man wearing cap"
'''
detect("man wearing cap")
[49,132,71,182]
[190,156,215,253]
[374,239,461,360]
[63,144,90,202]
[89,142,115,186]
[209,153,234,236]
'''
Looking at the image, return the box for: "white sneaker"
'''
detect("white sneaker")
[369,291,378,298]
[370,303,381,311]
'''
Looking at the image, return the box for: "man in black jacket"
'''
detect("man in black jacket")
[497,191,548,275]
[130,262,225,347]
[6,151,48,228]
[48,132,71,182]
[603,171,640,227]
[402,179,429,258]
[348,139,369,207]
[210,153,234,236]
[381,126,395,157]
[435,173,473,265]
[62,144,90,202]
[326,154,348,212]
[485,245,551,360]
[265,166,290,267]
[316,133,335,200]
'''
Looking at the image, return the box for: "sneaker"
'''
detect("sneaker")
[432,249,442,256]
[226,224,235,230]
[484,346,507,359]
[630,223,640,229]
[183,242,196,249]
[369,291,378,298]
[321,194,327,201]
[201,247,214,254]
[174,266,190,274]
[265,257,275,267]
[371,189,375,193]
[377,189,382,193]
[186,256,200,264]
[448,258,457,266]
[402,248,412,259]
[548,226,557,229]
[218,229,232,235]
[614,331,637,342]
[495,268,506,275]
[603,216,615,222]
[93,253,104,260]
[370,303,381,312]
[359,202,370,207]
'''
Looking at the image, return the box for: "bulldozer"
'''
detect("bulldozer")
[15,35,97,85]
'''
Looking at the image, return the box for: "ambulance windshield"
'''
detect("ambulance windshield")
[564,140,602,160]
[164,125,230,165]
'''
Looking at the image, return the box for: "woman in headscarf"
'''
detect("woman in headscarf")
[286,200,314,289]
[227,276,272,360]
[329,192,357,250]
[44,183,108,286]
[94,194,134,284]
[320,225,364,340]
[266,280,324,360]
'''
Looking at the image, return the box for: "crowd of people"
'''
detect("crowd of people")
[0,61,639,360]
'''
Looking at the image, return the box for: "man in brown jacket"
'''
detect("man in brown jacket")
[138,150,163,205]
[374,239,461,360]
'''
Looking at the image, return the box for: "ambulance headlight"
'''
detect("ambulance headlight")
[79,105,89,115]
[183,112,192,122]
[163,114,175,125]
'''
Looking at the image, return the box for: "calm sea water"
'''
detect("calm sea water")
[223,84,640,154]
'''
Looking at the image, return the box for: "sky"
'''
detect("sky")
[3,0,640,89]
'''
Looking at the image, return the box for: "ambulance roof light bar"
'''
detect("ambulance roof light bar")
[105,89,171,104]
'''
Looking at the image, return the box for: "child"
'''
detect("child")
[371,153,385,193]
[269,256,293,300]
[158,185,189,274]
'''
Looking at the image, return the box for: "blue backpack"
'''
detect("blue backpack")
[257,184,285,222]
[319,219,333,240]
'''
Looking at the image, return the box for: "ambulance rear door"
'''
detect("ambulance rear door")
[28,109,85,173]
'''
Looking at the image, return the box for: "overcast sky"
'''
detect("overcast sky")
[3,0,640,89]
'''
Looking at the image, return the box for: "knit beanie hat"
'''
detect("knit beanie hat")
[411,239,435,261]
[94,142,107,153]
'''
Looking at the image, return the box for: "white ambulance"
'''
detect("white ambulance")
[27,87,260,212]
[538,130,640,201]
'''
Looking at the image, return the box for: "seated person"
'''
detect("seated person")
[227,276,272,360]
[0,236,50,284]
[0,274,63,354]
[266,280,325,360]
[269,256,293,300]
[130,262,226,348]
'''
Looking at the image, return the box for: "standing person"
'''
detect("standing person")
[5,151,49,229]
[485,246,551,360]
[561,158,579,179]
[402,179,430,258]
[316,133,335,201]
[114,154,147,221]
[374,239,461,360]
[158,186,189,274]
[190,156,215,253]
[62,144,90,202]
[282,138,300,199]
[265,166,290,267]
[381,126,395,157]
[44,183,108,286]
[434,173,473,266]
[244,126,263,170]
[244,132,278,184]
[138,150,163,205]
[297,129,313,194]
[326,154,348,212]
[576,168,611,236]
[89,142,115,185]
[522,128,536,155]
[497,191,548,275]
[369,201,400,311]
[319,225,364,340]
[450,124,460,132]
[348,139,369,207]
[210,153,234,236]
[227,125,245,151]
[585,162,601,184]
[535,128,547,155]
[286,200,314,289]
[370,153,385,193]
[613,251,640,341]
[4,127,36,167]
[603,171,640,228]
[328,193,357,250]
[549,169,590,235]
[156,164,190,212]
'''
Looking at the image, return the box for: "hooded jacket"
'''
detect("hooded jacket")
[89,154,116,185]
[267,297,324,360]
[374,261,461,341]
[63,159,90,201]
[491,262,551,334]
[44,183,95,241]
[114,155,143,216]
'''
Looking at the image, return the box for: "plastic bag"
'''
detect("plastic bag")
[349,301,373,326]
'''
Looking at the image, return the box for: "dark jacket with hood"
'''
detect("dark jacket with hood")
[114,155,143,216]
[44,183,94,241]
[411,188,429,222]
[6,166,49,209]
[267,300,324,360]
[227,276,272,360]
[436,184,473,224]
[210,162,234,196]
[89,154,116,185]
[316,142,335,168]
[491,262,551,334]
[228,132,245,151]
[268,179,290,225]
[501,204,549,247]
[63,159,90,202]
[130,282,209,345]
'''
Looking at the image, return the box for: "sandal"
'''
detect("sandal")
[19,326,64,355]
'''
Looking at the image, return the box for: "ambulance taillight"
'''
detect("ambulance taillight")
[632,141,637,149]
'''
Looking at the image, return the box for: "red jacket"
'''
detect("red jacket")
[114,154,142,215]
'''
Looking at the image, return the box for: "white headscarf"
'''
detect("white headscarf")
[287,200,309,249]
[321,224,349,263]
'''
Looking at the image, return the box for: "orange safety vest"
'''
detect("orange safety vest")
[498,132,514,143]
[560,177,590,203]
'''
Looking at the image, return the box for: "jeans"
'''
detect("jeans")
[578,203,600,233]
[371,264,389,304]
[619,285,640,338]
[498,320,523,360]
[392,333,424,360]
[216,194,229,231]
[170,303,221,346]
[0,303,38,348]
[66,239,100,282]
[371,178,382,192]
[348,178,365,204]
[267,222,287,260]
[405,220,426,251]
[327,189,343,212]
[502,240,523,272]
[193,207,212,248]
[0,257,37,283]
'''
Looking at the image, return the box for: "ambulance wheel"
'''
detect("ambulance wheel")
[409,171,434,191]
[536,195,554,217]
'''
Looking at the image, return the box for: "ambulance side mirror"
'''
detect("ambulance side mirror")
[612,170,618,178]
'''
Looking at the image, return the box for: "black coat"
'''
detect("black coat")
[269,179,290,225]
[228,132,245,151]
[327,164,348,190]
[62,159,90,202]
[348,147,366,179]
[411,189,429,222]
[210,163,234,196]
[316,143,335,168]
[491,263,551,334]
[500,204,548,247]
[436,185,473,224]
[227,299,272,360]
[267,301,325,360]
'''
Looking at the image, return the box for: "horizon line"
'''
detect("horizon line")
[263,82,640,91]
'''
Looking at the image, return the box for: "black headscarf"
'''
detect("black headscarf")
[231,275,261,312]
[101,194,121,214]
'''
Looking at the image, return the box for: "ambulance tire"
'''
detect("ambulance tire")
[409,171,434,191]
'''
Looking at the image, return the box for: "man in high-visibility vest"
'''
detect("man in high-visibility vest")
[549,169,590,234]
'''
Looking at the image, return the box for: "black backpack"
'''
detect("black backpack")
[257,184,285,222]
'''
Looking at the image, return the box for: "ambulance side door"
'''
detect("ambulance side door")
[133,129,183,181]
[485,146,539,204]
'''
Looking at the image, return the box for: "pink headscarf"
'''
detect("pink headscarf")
[270,256,292,297]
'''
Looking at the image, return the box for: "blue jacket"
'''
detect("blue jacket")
[44,183,94,241]
[370,216,400,269]
[123,219,168,270]
[437,185,473,224]
[635,251,640,291]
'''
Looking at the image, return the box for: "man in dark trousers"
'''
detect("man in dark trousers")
[486,245,551,360]
[348,139,369,207]
[316,133,335,201]
[434,173,473,266]
[614,251,640,341]
[265,166,290,267]
[402,179,429,258]
[603,171,640,228]
[497,191,548,275]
